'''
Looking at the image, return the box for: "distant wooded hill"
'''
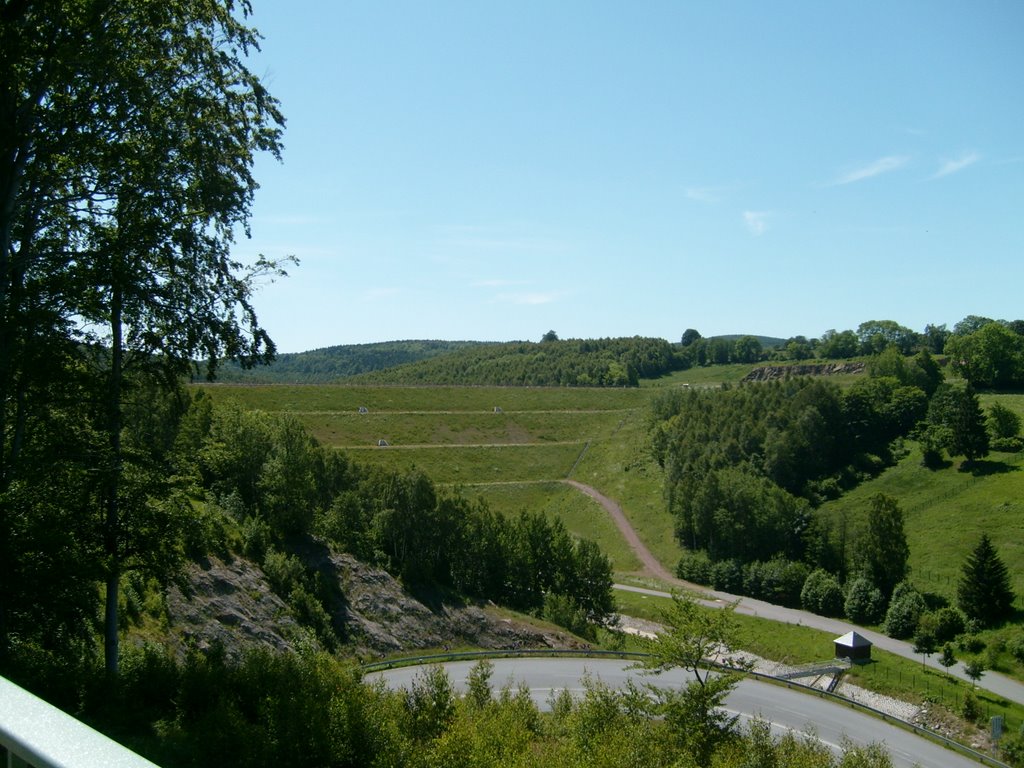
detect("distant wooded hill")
[215,335,786,386]
[214,340,484,383]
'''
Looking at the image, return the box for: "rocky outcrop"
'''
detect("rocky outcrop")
[164,555,304,661]
[161,546,584,662]
[742,362,866,382]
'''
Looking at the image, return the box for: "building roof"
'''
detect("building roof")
[834,631,872,648]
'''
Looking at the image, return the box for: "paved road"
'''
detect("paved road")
[558,479,1024,707]
[373,658,989,768]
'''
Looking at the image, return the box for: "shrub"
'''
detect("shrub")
[710,559,743,593]
[742,558,809,607]
[885,588,927,639]
[240,515,273,562]
[543,593,595,641]
[991,436,1024,453]
[958,634,986,654]
[962,690,982,723]
[1008,633,1024,664]
[844,577,886,624]
[262,549,306,598]
[677,550,712,585]
[800,569,844,617]
[930,607,967,643]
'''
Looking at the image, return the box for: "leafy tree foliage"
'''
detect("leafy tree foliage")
[220,341,485,383]
[987,402,1021,440]
[817,329,860,359]
[681,328,703,347]
[946,321,1024,388]
[854,495,910,601]
[883,583,926,639]
[927,384,990,464]
[801,569,845,616]
[633,593,750,767]
[958,534,1015,628]
[856,320,918,355]
[939,643,958,676]
[922,323,951,354]
[1,0,286,674]
[353,337,683,387]
[912,627,937,668]
[654,377,927,586]
[844,577,886,625]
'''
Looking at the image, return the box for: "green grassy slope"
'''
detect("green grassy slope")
[203,381,1024,609]
[819,438,1024,606]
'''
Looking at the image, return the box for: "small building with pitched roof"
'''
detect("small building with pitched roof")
[834,630,872,661]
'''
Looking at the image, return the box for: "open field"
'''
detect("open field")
[466,481,645,574]
[818,440,1024,605]
[201,381,680,572]
[341,443,588,484]
[203,380,1024,606]
[287,409,626,448]
[204,383,644,413]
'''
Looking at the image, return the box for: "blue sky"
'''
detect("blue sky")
[237,1,1024,353]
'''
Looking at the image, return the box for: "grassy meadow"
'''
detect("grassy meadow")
[203,380,1024,607]
[201,380,684,577]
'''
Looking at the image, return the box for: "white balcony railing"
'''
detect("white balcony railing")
[1,675,159,768]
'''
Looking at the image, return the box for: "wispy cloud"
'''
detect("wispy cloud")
[743,211,769,236]
[830,155,909,185]
[931,151,979,179]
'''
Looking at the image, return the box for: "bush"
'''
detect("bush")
[240,515,273,562]
[958,634,987,654]
[962,690,982,723]
[261,549,306,598]
[1008,633,1024,664]
[800,569,844,617]
[991,436,1024,453]
[710,559,743,593]
[742,558,809,607]
[677,550,712,585]
[930,606,967,642]
[543,593,595,641]
[184,502,231,560]
[845,577,886,624]
[884,588,927,639]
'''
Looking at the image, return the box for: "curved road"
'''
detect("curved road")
[563,480,1024,707]
[373,658,987,768]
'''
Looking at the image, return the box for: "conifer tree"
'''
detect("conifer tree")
[958,534,1015,627]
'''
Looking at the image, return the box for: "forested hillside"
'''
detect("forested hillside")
[651,334,1024,664]
[216,340,484,383]
[349,336,684,386]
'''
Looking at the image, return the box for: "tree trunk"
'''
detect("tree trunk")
[103,283,124,676]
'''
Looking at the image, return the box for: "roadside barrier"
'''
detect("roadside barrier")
[363,648,1011,768]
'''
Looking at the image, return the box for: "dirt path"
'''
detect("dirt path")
[562,479,677,583]
[562,480,1024,707]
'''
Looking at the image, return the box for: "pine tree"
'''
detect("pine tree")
[958,534,1015,627]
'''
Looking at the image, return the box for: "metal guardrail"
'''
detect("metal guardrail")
[363,649,1011,768]
[1,648,1009,768]
[0,676,159,768]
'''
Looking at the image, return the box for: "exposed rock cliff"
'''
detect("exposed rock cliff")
[162,546,583,662]
[742,362,866,381]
